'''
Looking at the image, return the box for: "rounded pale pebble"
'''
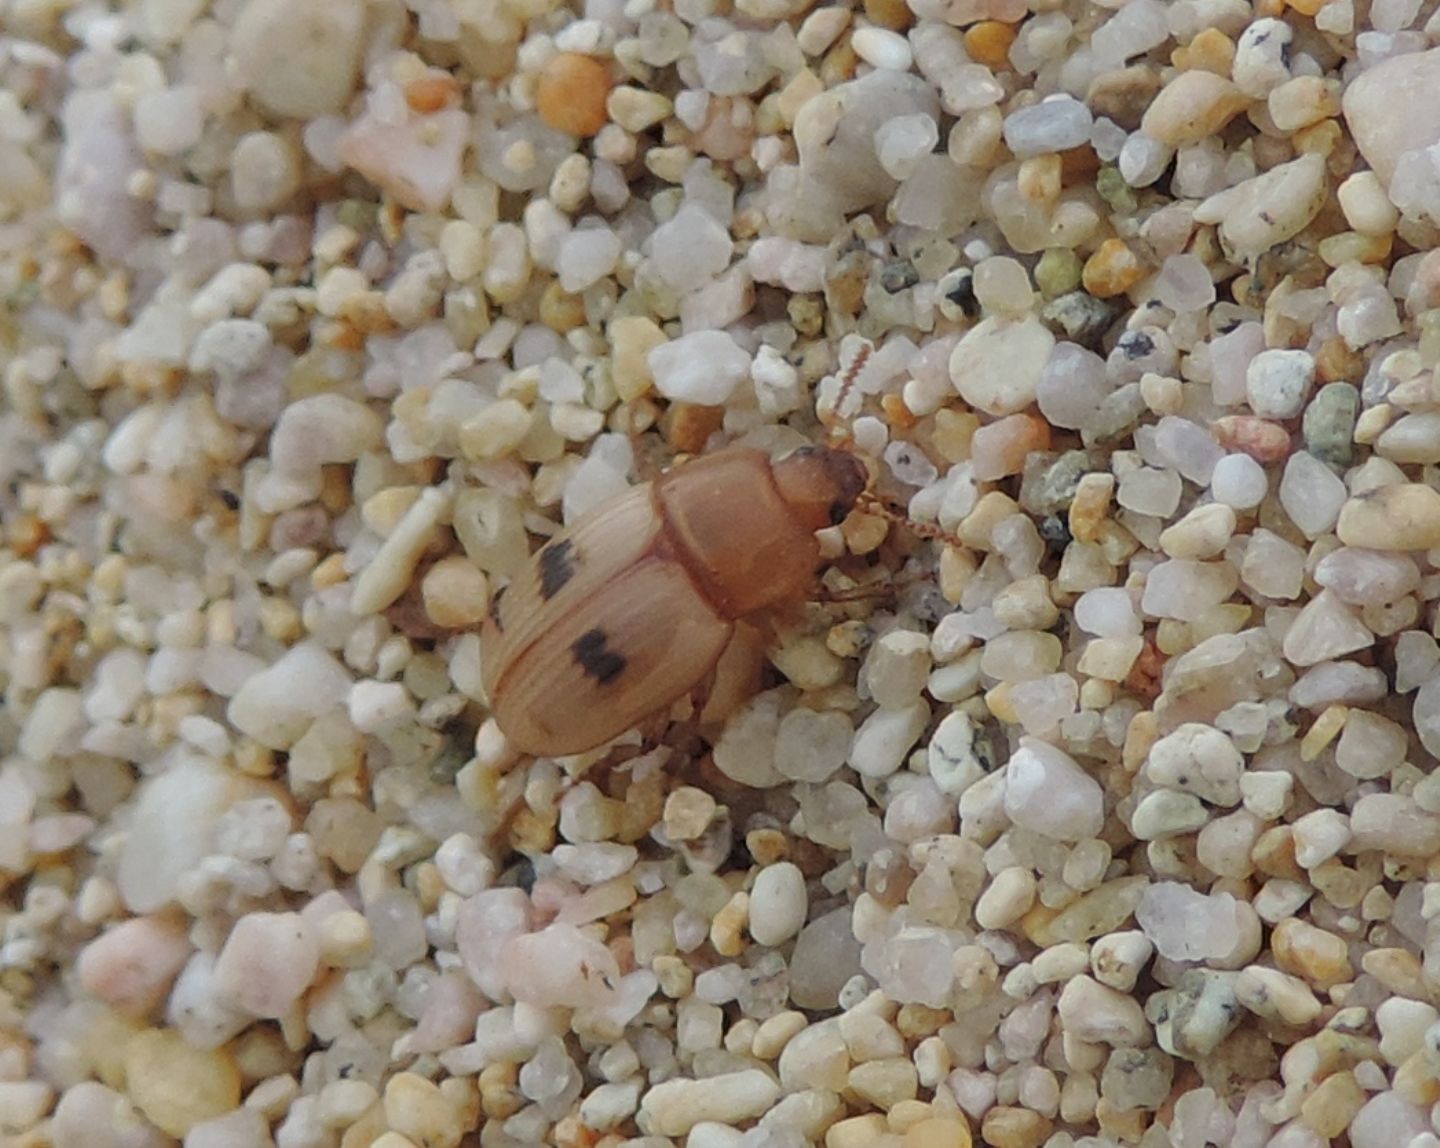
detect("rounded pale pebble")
[749,862,808,947]
[774,707,853,783]
[557,228,622,293]
[78,915,192,1016]
[713,689,787,787]
[1377,998,1439,1067]
[1116,465,1182,519]
[123,1029,242,1137]
[1210,453,1268,510]
[500,923,620,1008]
[1337,484,1440,550]
[1233,966,1322,1026]
[134,87,204,157]
[1032,943,1089,987]
[1158,503,1235,560]
[51,1081,171,1148]
[1233,18,1292,97]
[969,414,1051,481]
[975,867,1038,930]
[1290,808,1352,869]
[1349,792,1440,856]
[1152,253,1216,312]
[904,1116,973,1148]
[852,27,913,70]
[213,911,320,1018]
[1090,931,1154,993]
[1239,538,1306,607]
[864,630,933,709]
[639,1069,782,1137]
[1130,790,1208,840]
[421,557,489,628]
[0,1081,54,1132]
[661,786,717,843]
[1279,452,1347,540]
[1002,738,1104,841]
[1245,349,1315,419]
[455,888,532,1002]
[848,1057,918,1108]
[1118,132,1170,189]
[183,1107,272,1148]
[1338,171,1401,237]
[230,0,366,118]
[1335,709,1407,778]
[1377,412,1440,464]
[167,952,252,1049]
[1036,343,1110,429]
[949,316,1055,417]
[1144,723,1243,806]
[1137,881,1242,962]
[848,702,930,779]
[1272,918,1352,990]
[1002,96,1093,158]
[1141,70,1248,146]
[226,641,353,751]
[1350,1090,1432,1148]
[648,330,751,405]
[1342,46,1440,185]
[648,205,734,296]
[1056,975,1148,1047]
[384,1072,465,1148]
[980,630,1062,680]
[789,908,864,1011]
[118,760,259,913]
[1194,153,1328,258]
[347,679,414,733]
[230,130,300,213]
[270,394,383,479]
[1139,559,1239,623]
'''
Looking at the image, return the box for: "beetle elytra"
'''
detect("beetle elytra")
[480,445,868,756]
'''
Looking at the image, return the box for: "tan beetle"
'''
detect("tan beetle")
[480,445,868,756]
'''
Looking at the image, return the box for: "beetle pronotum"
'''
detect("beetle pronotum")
[480,444,869,756]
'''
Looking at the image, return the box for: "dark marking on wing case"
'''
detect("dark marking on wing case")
[572,627,626,685]
[539,538,577,600]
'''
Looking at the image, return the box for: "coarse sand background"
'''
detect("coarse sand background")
[5,1,1440,1146]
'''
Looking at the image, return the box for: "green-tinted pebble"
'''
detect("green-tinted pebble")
[1303,382,1360,466]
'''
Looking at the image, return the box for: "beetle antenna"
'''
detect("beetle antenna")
[856,489,963,548]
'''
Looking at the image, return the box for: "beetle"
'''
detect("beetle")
[480,444,868,756]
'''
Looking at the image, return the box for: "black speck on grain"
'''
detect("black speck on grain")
[1119,330,1155,360]
[538,538,577,600]
[573,627,626,685]
[880,259,919,294]
[488,586,505,631]
[945,270,979,318]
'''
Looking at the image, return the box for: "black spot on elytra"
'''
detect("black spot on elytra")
[538,538,577,600]
[572,627,626,685]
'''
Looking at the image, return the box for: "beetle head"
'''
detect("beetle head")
[772,446,869,531]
